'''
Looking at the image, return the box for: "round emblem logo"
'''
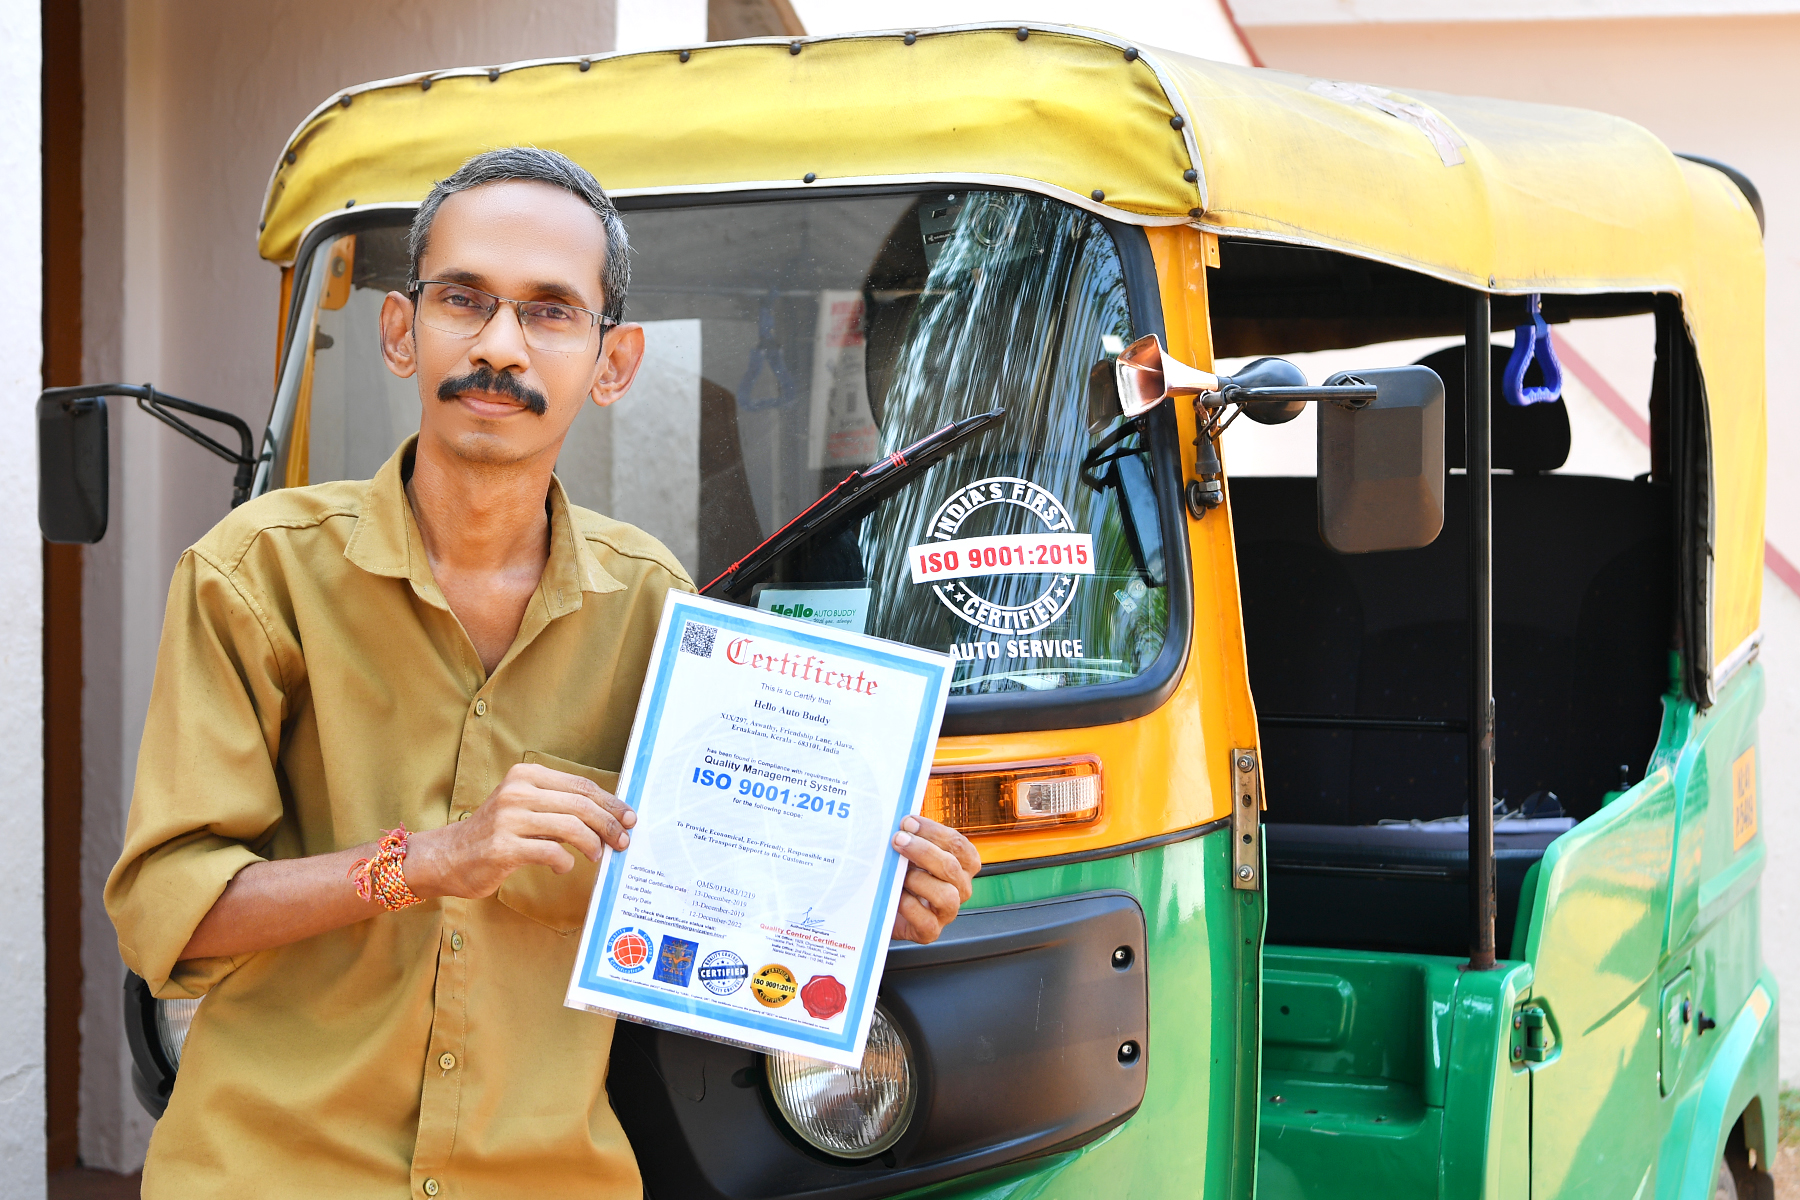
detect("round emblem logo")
[800,974,848,1019]
[698,950,750,996]
[605,926,653,974]
[751,963,798,1008]
[921,477,1083,636]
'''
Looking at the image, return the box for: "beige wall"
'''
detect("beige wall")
[76,0,624,1169]
[1239,10,1800,1081]
[0,0,42,1191]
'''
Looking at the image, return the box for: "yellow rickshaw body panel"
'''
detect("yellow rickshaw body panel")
[257,27,1765,866]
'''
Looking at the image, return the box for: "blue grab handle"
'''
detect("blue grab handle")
[735,292,798,412]
[1502,293,1564,407]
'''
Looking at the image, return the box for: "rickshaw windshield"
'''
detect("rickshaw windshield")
[272,190,1170,694]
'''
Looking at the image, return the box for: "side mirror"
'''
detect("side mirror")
[1316,366,1445,553]
[38,390,109,544]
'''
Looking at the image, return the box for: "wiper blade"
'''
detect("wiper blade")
[702,408,1005,598]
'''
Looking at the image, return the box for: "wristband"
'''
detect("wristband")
[348,826,423,911]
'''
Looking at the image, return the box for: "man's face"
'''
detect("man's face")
[379,180,644,468]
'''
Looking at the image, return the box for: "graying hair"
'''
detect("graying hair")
[408,147,630,323]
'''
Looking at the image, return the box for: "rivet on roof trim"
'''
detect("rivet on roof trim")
[678,50,690,63]
[1016,27,1029,41]
[1092,189,1105,202]
[420,78,431,91]
[804,173,817,184]
[284,150,296,165]
[903,32,916,45]
[789,41,802,55]
[1170,115,1185,131]
[345,199,356,208]
[580,58,592,71]
[487,68,500,81]
[1124,47,1139,62]
[338,95,351,108]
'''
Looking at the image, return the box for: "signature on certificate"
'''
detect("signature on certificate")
[796,907,833,934]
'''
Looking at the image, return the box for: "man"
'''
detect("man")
[106,147,980,1198]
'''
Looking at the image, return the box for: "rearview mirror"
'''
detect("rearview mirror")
[1316,366,1445,554]
[38,390,109,544]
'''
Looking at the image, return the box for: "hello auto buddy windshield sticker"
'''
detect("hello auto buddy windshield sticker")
[908,477,1095,657]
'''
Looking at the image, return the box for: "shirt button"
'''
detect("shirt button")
[474,699,487,716]
[423,1179,440,1197]
[439,1051,457,1071]
[451,931,464,951]
[457,811,471,821]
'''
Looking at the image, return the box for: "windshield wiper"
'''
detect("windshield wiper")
[702,408,1006,598]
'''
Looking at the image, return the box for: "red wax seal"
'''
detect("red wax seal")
[801,974,847,1019]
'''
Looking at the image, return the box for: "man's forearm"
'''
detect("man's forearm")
[179,844,386,960]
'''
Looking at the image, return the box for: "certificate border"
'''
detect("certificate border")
[568,593,950,1059]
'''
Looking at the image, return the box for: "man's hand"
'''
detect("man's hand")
[890,815,981,945]
[406,763,636,900]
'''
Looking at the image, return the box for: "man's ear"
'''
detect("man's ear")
[589,322,647,409]
[379,291,419,378]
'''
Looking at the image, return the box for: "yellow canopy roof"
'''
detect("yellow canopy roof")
[257,23,1765,679]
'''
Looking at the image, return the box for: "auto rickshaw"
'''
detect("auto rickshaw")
[38,21,1774,1200]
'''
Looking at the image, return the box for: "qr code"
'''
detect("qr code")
[680,622,718,658]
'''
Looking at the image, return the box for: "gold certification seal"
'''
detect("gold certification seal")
[752,964,798,1008]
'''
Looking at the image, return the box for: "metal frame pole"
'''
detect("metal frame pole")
[1466,292,1497,970]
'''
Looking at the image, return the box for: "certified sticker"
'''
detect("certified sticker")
[698,950,750,996]
[752,963,799,1008]
[606,927,653,974]
[912,477,1090,636]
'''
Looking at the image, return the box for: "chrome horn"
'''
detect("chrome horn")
[1113,334,1221,418]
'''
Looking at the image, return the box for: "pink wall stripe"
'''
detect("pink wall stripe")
[1551,330,1793,599]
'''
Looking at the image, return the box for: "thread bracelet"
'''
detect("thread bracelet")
[348,825,423,911]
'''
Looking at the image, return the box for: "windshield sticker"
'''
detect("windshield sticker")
[913,477,1090,637]
[948,638,1085,662]
[806,290,878,469]
[755,587,873,635]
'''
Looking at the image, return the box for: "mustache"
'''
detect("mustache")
[436,367,548,416]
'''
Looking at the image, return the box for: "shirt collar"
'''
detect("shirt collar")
[343,436,622,614]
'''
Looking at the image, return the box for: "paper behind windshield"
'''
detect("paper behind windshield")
[566,593,951,1067]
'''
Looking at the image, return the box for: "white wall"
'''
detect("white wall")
[0,0,43,1192]
[791,0,1253,62]
[1232,4,1800,1081]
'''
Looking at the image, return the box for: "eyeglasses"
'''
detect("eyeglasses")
[411,280,617,354]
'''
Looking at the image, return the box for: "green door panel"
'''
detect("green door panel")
[1254,949,1530,1200]
[1525,758,1677,1199]
[900,826,1262,1200]
[1666,663,1765,957]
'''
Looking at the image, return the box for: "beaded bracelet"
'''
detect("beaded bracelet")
[348,826,423,911]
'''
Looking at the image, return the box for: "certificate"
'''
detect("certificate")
[566,592,952,1066]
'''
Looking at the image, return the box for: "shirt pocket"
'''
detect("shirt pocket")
[494,750,620,935]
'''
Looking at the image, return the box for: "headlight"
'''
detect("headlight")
[766,1002,917,1158]
[156,998,202,1069]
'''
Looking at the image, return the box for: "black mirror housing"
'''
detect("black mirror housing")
[38,391,109,544]
[1316,366,1445,553]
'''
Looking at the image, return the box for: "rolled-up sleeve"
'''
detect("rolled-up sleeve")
[105,547,296,999]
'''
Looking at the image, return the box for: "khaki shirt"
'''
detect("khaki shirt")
[106,439,693,1199]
